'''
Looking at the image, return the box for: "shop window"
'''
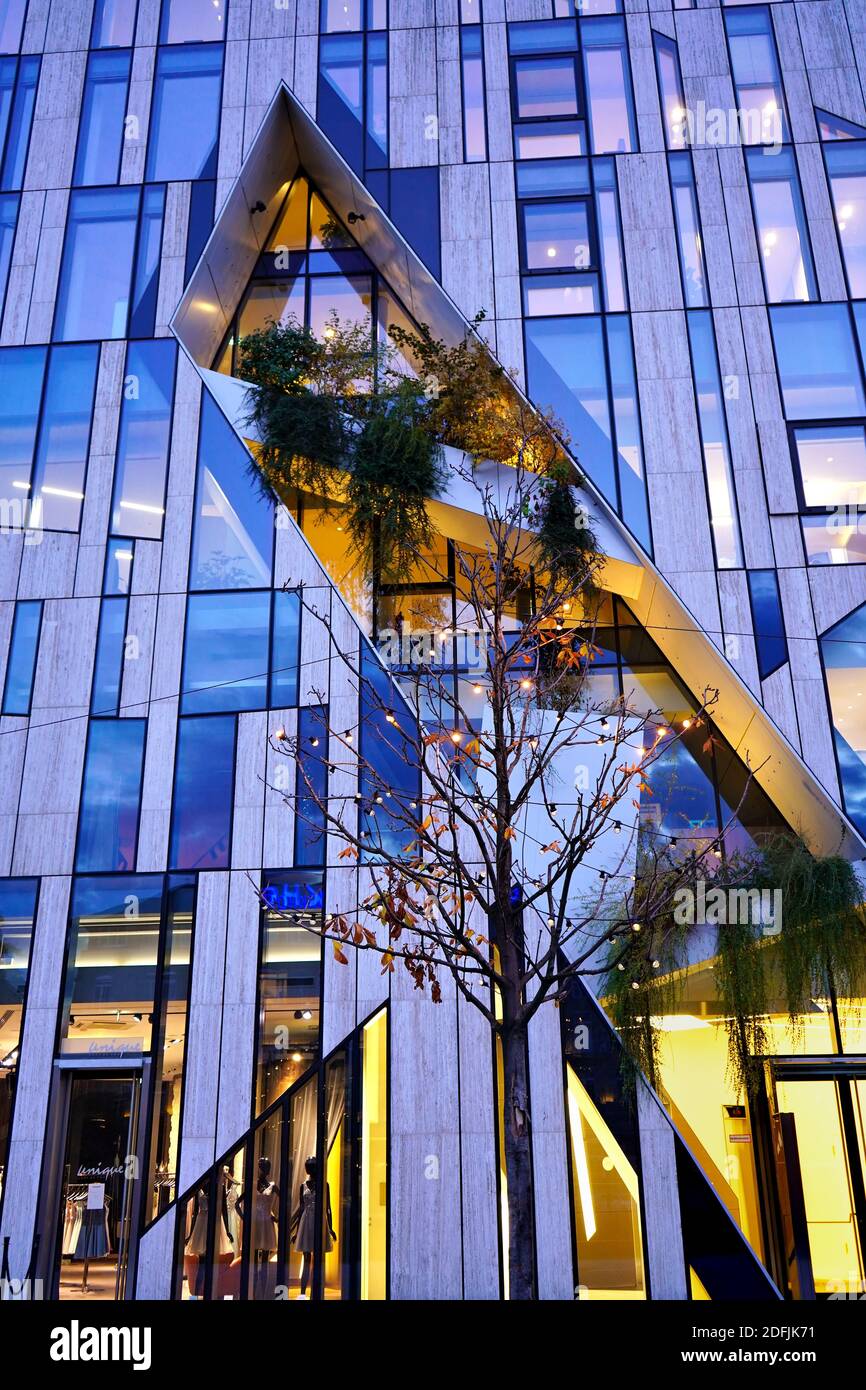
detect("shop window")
[724,5,788,145]
[73,49,131,187]
[146,876,195,1223]
[255,872,323,1115]
[28,343,99,532]
[146,45,223,181]
[159,0,227,44]
[0,345,44,520]
[653,31,687,150]
[0,190,18,317]
[111,340,175,541]
[169,714,236,869]
[770,303,866,421]
[745,146,816,303]
[0,0,27,53]
[581,17,636,154]
[360,1008,387,1299]
[1,599,41,716]
[686,310,743,569]
[53,188,140,340]
[825,142,866,298]
[669,153,708,308]
[747,569,787,680]
[91,0,138,47]
[75,718,146,872]
[0,55,38,190]
[0,877,38,1214]
[90,596,127,716]
[189,391,273,591]
[182,590,271,714]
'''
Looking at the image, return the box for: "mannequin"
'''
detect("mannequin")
[237,1156,279,1299]
[293,1155,336,1299]
[184,1183,233,1298]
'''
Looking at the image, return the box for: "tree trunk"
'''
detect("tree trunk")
[501,1023,535,1299]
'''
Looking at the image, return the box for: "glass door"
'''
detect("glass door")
[55,1073,141,1301]
[774,1075,866,1298]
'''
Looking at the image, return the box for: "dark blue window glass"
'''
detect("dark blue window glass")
[92,0,139,47]
[160,0,227,43]
[0,55,38,191]
[30,343,99,531]
[508,20,577,54]
[769,304,866,420]
[146,46,223,182]
[91,596,128,716]
[111,339,175,540]
[0,189,18,316]
[359,645,419,858]
[390,168,441,278]
[76,719,146,872]
[185,178,215,281]
[182,590,270,713]
[129,185,165,338]
[189,391,273,590]
[747,570,787,680]
[54,187,139,341]
[74,50,131,186]
[820,603,866,838]
[2,599,42,715]
[271,589,300,708]
[319,34,364,174]
[295,705,327,867]
[0,344,44,513]
[606,315,651,552]
[366,31,387,165]
[525,315,616,498]
[170,715,235,869]
[0,1,27,53]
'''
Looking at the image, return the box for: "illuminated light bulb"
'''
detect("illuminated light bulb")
[292,1052,302,1063]
[631,922,641,934]
[344,730,353,743]
[323,326,335,340]
[310,736,319,747]
[656,726,669,739]
[275,727,286,741]
[631,981,640,991]
[599,718,610,731]
[353,792,362,803]
[652,960,660,970]
[374,793,384,805]
[473,683,483,694]
[450,730,463,744]
[520,678,532,690]
[386,710,397,724]
[613,821,621,834]
[549,804,558,815]
[682,718,692,729]
[301,1009,312,1020]
[529,737,539,750]
[617,962,625,972]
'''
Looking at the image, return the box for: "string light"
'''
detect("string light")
[344,730,353,743]
[450,730,462,744]
[385,710,397,725]
[275,727,287,741]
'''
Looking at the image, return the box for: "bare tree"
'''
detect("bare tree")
[263,451,751,1300]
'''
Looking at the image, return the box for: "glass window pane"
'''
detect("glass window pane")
[146,46,223,181]
[724,7,788,145]
[0,55,38,191]
[360,1008,388,1300]
[182,590,270,714]
[522,200,591,271]
[60,874,164,1055]
[461,26,486,162]
[29,344,99,533]
[266,176,308,252]
[508,20,577,54]
[514,120,585,159]
[189,391,273,590]
[91,596,127,716]
[582,19,635,154]
[54,188,139,341]
[687,310,743,568]
[105,537,134,594]
[802,513,866,566]
[794,424,866,509]
[271,589,300,707]
[237,278,306,339]
[160,0,227,43]
[525,315,616,498]
[0,0,27,53]
[821,603,866,836]
[770,304,866,420]
[514,57,579,119]
[746,147,816,302]
[0,877,38,1191]
[747,569,787,679]
[74,50,131,186]
[76,719,146,872]
[112,339,176,539]
[516,157,590,198]
[320,33,363,121]
[294,706,328,867]
[366,31,387,160]
[92,0,138,47]
[2,599,41,715]
[170,715,235,869]
[130,184,165,339]
[825,142,866,297]
[0,189,18,315]
[522,273,599,316]
[308,273,372,338]
[654,33,688,149]
[0,344,45,517]
[255,871,323,1114]
[593,156,627,311]
[669,153,708,308]
[606,315,650,552]
[147,876,194,1223]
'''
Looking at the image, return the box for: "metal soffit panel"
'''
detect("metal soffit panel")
[170,82,864,863]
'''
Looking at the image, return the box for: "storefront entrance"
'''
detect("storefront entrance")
[53,1073,142,1301]
[772,1065,866,1298]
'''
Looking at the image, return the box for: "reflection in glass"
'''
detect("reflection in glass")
[770,304,866,421]
[29,344,99,532]
[746,147,816,302]
[73,50,131,186]
[182,590,270,714]
[169,715,235,870]
[146,45,223,182]
[255,873,322,1115]
[76,719,146,872]
[190,392,273,590]
[54,189,139,341]
[581,18,636,154]
[0,877,38,1207]
[826,142,866,296]
[514,57,579,120]
[514,120,585,159]
[111,339,175,539]
[1,599,41,715]
[724,7,788,145]
[670,153,707,308]
[522,200,590,271]
[687,310,743,568]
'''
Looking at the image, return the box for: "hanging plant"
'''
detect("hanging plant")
[534,471,598,589]
[345,383,446,583]
[604,832,866,1097]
